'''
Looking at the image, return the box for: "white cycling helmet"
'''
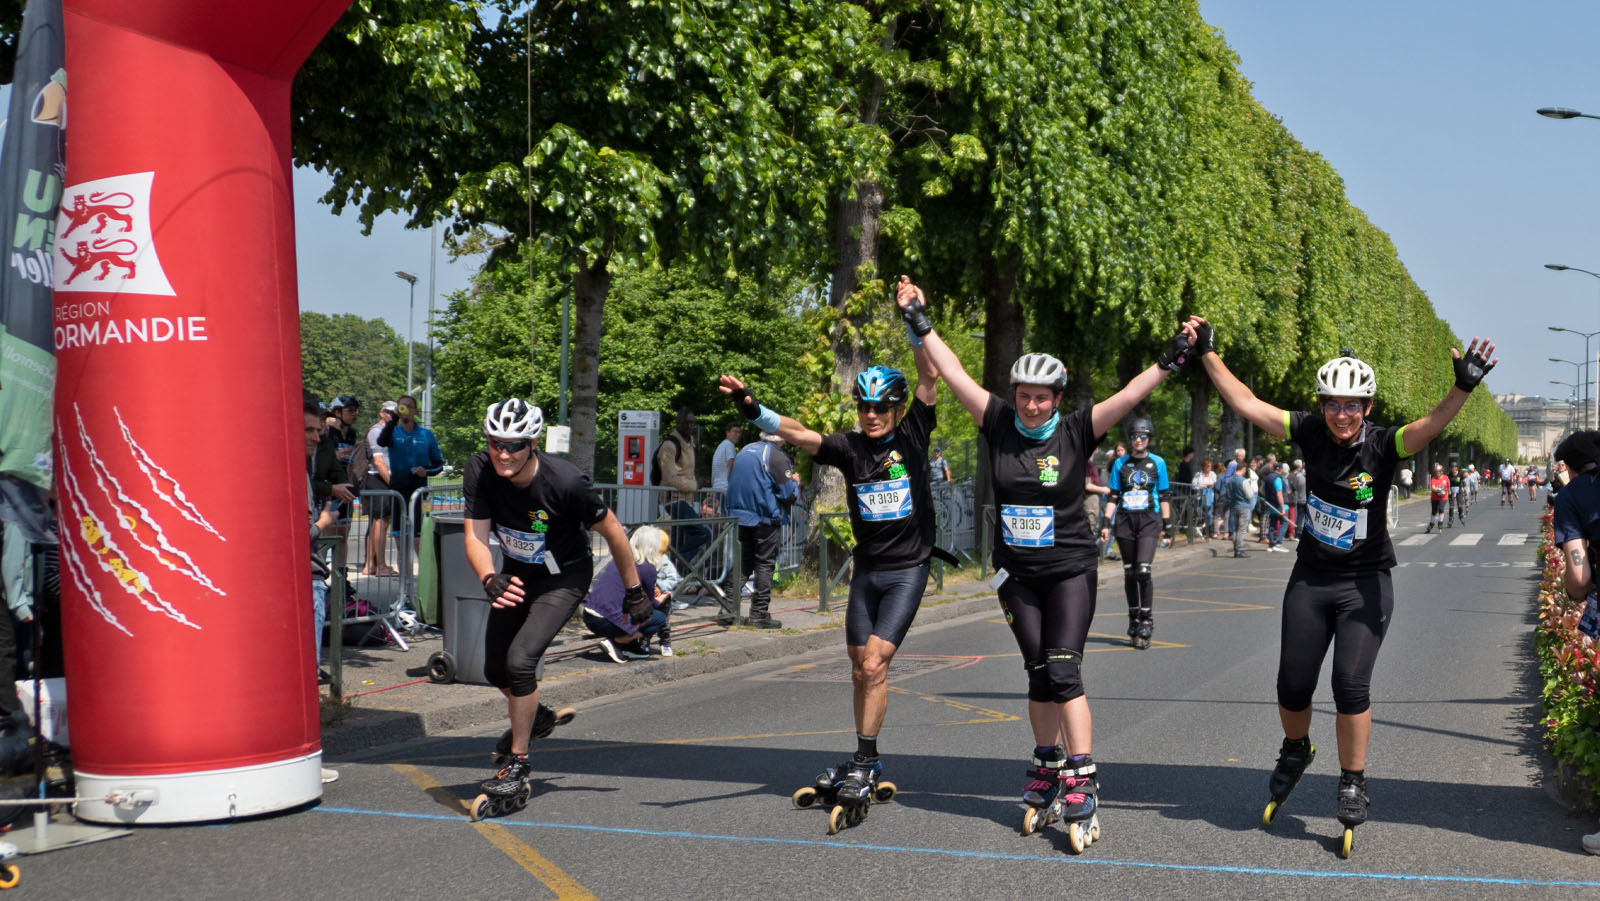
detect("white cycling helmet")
[1010,353,1068,392]
[484,398,544,441]
[1315,354,1376,398]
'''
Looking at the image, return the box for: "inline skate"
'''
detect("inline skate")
[1261,736,1316,826]
[1135,608,1153,650]
[791,758,895,833]
[1336,770,1368,859]
[469,754,534,821]
[1022,751,1100,852]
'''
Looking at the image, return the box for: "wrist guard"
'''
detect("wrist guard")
[900,296,933,338]
[624,583,651,624]
[729,386,761,421]
[1155,330,1193,373]
[1452,348,1494,392]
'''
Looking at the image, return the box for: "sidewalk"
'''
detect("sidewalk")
[320,532,1246,757]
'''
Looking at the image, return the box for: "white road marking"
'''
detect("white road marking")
[1399,533,1436,546]
[1449,533,1483,546]
[1497,533,1527,546]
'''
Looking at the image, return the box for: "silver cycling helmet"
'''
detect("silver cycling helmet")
[484,398,544,441]
[1009,353,1068,392]
[1315,355,1376,398]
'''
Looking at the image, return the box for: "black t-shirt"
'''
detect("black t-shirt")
[1108,453,1168,523]
[1286,411,1408,574]
[980,394,1102,580]
[463,450,610,589]
[813,398,937,570]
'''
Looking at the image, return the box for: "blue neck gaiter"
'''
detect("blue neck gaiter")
[1014,411,1059,441]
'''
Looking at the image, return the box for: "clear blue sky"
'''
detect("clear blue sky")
[292,0,1600,400]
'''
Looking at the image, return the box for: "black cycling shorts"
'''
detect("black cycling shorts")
[997,568,1097,665]
[845,563,928,648]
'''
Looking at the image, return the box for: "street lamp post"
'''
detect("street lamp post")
[1550,381,1580,434]
[1537,107,1600,122]
[396,270,418,394]
[1549,326,1600,429]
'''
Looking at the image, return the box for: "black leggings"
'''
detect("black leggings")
[1114,513,1159,613]
[997,569,1098,666]
[1276,563,1393,716]
[484,583,586,697]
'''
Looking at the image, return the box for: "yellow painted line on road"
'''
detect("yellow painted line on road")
[390,762,598,900]
[1148,593,1274,612]
[886,685,1020,724]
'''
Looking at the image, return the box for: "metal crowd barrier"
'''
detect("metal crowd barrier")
[817,512,853,613]
[331,488,415,650]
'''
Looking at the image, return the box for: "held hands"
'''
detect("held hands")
[624,583,652,625]
[1451,337,1498,393]
[483,572,525,609]
[1156,327,1194,373]
[717,375,762,421]
[896,275,933,338]
[1186,316,1214,356]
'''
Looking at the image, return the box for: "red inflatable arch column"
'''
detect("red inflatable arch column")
[55,0,350,823]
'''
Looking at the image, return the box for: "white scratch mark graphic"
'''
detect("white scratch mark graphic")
[113,405,224,540]
[77,407,225,596]
[58,431,199,630]
[57,507,134,637]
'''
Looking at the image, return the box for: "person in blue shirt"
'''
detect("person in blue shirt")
[1099,417,1171,649]
[377,394,444,543]
[1549,430,1600,856]
[721,431,798,629]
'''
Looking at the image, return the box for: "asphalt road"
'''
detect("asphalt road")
[22,496,1600,899]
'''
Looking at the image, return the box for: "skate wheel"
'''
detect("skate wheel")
[851,804,866,826]
[1339,828,1354,859]
[552,706,578,727]
[1022,806,1042,836]
[1067,821,1088,853]
[0,863,18,890]
[1089,814,1101,842]
[1262,799,1279,827]
[469,794,492,822]
[873,781,896,803]
[792,786,817,809]
[827,805,848,835]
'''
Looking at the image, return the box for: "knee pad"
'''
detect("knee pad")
[1028,648,1082,703]
[1134,561,1152,581]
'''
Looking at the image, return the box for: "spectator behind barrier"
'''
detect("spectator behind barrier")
[362,400,398,576]
[378,394,444,547]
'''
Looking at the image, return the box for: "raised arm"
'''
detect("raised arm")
[717,375,824,455]
[1089,322,1198,438]
[1398,338,1498,456]
[1190,317,1288,440]
[896,276,987,421]
[912,342,939,406]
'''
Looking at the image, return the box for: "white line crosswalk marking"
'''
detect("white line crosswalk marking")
[1399,533,1436,546]
[1448,533,1483,546]
[1497,533,1527,546]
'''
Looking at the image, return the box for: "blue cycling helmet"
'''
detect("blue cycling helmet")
[852,366,908,405]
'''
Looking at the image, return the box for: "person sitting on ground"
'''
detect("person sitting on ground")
[582,525,673,661]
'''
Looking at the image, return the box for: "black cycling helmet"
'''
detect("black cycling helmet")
[330,394,360,411]
[1126,417,1154,440]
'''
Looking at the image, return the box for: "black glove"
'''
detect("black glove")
[482,572,514,602]
[624,583,651,624]
[1162,517,1174,539]
[1155,330,1193,373]
[729,386,761,422]
[900,290,933,338]
[1191,320,1214,356]
[1452,345,1495,392]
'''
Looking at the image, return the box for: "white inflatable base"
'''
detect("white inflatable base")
[73,751,323,824]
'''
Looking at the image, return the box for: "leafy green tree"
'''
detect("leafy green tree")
[299,311,420,409]
[431,246,815,479]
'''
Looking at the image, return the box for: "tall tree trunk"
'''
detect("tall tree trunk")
[813,17,897,527]
[570,254,612,476]
[1218,405,1242,462]
[977,256,1021,523]
[1189,378,1211,461]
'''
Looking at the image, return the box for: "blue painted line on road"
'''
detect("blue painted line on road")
[317,806,1600,888]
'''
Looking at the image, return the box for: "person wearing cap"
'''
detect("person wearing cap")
[1189,315,1498,855]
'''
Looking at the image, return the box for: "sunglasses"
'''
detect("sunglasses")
[489,438,531,454]
[1321,401,1365,416]
[1130,433,1151,441]
[857,401,896,415]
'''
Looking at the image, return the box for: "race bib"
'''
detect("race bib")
[855,477,912,521]
[496,525,548,566]
[1306,494,1367,550]
[1001,504,1055,547]
[1121,489,1151,512]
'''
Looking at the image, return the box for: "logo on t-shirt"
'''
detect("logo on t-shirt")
[886,450,907,481]
[1036,455,1060,485]
[528,510,549,532]
[1348,472,1374,505]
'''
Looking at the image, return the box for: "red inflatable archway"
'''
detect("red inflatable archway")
[55,0,350,823]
